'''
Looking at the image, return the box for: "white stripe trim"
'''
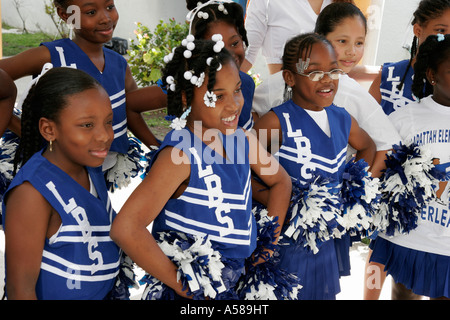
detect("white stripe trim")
[42,250,120,272]
[110,89,126,101]
[165,209,252,236]
[166,220,253,246]
[41,263,119,282]
[114,127,128,139]
[112,98,126,110]
[113,119,127,131]
[53,236,113,243]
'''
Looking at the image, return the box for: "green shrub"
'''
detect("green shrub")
[127,19,189,87]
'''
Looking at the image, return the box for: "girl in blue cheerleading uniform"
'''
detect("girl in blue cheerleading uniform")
[0,0,166,207]
[111,37,292,300]
[2,68,126,300]
[253,33,376,299]
[187,0,257,129]
[368,0,450,117]
[369,34,450,300]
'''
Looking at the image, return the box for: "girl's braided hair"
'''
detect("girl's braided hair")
[13,67,103,173]
[282,32,334,73]
[161,38,234,117]
[186,0,248,46]
[397,0,450,91]
[411,34,450,100]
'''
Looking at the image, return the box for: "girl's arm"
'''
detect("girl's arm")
[247,130,291,245]
[110,146,192,298]
[4,182,53,300]
[0,46,51,80]
[348,116,377,168]
[124,66,164,147]
[368,69,383,104]
[0,69,17,136]
[251,111,284,205]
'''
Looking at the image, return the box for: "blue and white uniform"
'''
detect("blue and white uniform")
[379,59,416,117]
[2,151,121,300]
[239,71,255,130]
[272,100,351,299]
[370,96,450,298]
[151,127,257,260]
[41,39,128,154]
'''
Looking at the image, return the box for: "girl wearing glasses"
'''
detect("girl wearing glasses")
[252,32,376,299]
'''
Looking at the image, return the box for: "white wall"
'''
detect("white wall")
[1,0,188,41]
[375,0,420,65]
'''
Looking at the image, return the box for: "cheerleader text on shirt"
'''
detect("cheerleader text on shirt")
[190,147,235,237]
[46,181,104,274]
[279,113,315,179]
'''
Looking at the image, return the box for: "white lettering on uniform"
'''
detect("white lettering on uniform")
[46,181,103,274]
[190,148,234,236]
[283,112,315,179]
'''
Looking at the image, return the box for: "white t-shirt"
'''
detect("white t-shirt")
[244,0,332,65]
[252,71,401,155]
[379,95,450,257]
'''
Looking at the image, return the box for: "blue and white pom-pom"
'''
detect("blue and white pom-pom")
[281,176,344,254]
[340,159,381,238]
[105,136,149,192]
[377,143,443,236]
[106,252,139,300]
[236,205,302,300]
[141,231,243,300]
[0,131,20,221]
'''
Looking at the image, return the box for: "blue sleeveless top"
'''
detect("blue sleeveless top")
[380,59,416,116]
[239,71,255,130]
[272,100,351,184]
[2,152,120,300]
[41,39,129,153]
[151,128,257,260]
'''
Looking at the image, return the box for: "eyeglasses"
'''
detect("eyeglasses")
[297,69,345,81]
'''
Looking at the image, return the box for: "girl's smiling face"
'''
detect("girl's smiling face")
[62,0,119,44]
[44,87,114,171]
[204,21,246,68]
[284,41,339,111]
[325,16,366,74]
[187,60,244,136]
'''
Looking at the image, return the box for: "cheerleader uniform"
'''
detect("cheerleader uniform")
[146,127,257,298]
[370,96,450,298]
[379,59,416,117]
[239,71,255,130]
[2,151,121,300]
[272,100,352,299]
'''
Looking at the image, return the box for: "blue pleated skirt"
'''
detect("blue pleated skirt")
[370,237,450,299]
[335,233,351,277]
[277,239,341,300]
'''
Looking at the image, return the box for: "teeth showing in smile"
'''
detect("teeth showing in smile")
[222,114,237,122]
[319,89,332,93]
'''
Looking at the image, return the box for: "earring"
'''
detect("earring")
[431,80,436,85]
[49,140,53,152]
